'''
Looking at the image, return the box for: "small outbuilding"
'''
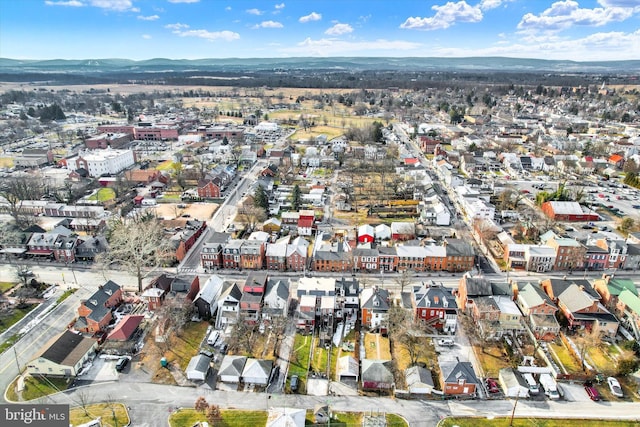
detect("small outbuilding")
[405,365,434,394]
[217,355,247,384]
[186,354,211,381]
[337,355,359,383]
[498,368,530,398]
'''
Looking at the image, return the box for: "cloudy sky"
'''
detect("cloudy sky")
[1,0,639,61]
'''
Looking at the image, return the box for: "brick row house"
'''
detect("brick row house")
[241,272,267,324]
[75,280,123,334]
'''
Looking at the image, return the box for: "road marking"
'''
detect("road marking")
[0,289,89,375]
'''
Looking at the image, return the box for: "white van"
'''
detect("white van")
[206,330,220,346]
[523,373,540,395]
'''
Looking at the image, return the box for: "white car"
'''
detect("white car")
[607,376,624,397]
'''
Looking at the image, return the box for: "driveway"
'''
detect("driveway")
[435,322,484,397]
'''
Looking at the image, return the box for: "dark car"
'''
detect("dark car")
[115,357,129,372]
[290,374,299,392]
[486,378,500,393]
[584,381,600,401]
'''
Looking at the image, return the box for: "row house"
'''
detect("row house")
[455,274,492,311]
[26,231,80,262]
[594,238,628,269]
[262,278,290,323]
[297,210,315,236]
[215,282,243,330]
[378,247,398,272]
[407,281,458,333]
[470,295,525,339]
[240,272,267,324]
[541,278,619,336]
[200,232,231,271]
[443,238,475,272]
[222,240,244,269]
[616,289,640,341]
[352,247,379,272]
[584,244,610,271]
[75,280,123,334]
[166,220,207,262]
[515,282,560,341]
[592,275,637,311]
[197,176,222,198]
[313,243,353,273]
[240,240,265,270]
[396,245,446,272]
[193,275,224,319]
[335,277,360,324]
[542,234,586,271]
[296,277,336,331]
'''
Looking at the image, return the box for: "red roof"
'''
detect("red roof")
[609,154,624,163]
[107,315,144,341]
[404,157,419,165]
[298,218,314,228]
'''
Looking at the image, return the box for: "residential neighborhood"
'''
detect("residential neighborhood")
[1,58,640,427]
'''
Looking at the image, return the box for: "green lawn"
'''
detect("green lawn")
[56,288,76,304]
[549,342,583,374]
[87,187,115,201]
[289,334,312,393]
[169,321,209,370]
[0,333,22,355]
[440,418,640,427]
[0,281,16,293]
[170,409,267,427]
[0,304,37,334]
[20,375,70,401]
[70,403,129,427]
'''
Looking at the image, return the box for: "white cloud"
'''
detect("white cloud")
[225,6,231,11]
[479,0,514,10]
[325,23,353,36]
[168,0,200,3]
[400,1,483,31]
[174,29,240,41]
[280,37,422,56]
[137,14,159,21]
[142,34,152,39]
[429,29,640,61]
[598,0,640,7]
[275,3,285,9]
[165,22,190,30]
[246,8,263,15]
[518,0,636,32]
[44,0,84,6]
[89,0,134,11]
[299,12,322,23]
[253,20,283,29]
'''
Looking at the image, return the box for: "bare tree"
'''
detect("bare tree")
[194,396,208,412]
[386,305,410,337]
[394,269,415,294]
[0,176,46,228]
[399,331,424,366]
[97,216,174,293]
[157,297,193,338]
[206,404,222,424]
[227,316,259,355]
[75,389,92,417]
[575,324,602,372]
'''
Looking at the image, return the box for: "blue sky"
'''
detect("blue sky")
[1,0,639,61]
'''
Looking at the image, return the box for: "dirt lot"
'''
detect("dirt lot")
[154,202,218,221]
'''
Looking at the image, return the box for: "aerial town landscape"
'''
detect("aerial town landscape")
[1,1,640,427]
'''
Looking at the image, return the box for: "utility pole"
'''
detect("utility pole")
[509,390,520,427]
[13,347,21,372]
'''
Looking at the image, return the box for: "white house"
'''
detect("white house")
[215,282,242,330]
[186,354,210,381]
[242,358,273,385]
[27,330,98,378]
[374,224,392,240]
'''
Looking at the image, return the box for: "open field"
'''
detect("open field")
[153,202,218,221]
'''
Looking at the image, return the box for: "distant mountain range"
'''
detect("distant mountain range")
[1,57,639,74]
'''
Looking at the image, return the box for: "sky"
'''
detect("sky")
[0,0,639,61]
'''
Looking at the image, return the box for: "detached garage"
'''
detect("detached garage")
[337,356,359,383]
[499,368,529,398]
[186,354,211,381]
[218,355,246,384]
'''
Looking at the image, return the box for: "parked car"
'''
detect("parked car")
[607,377,624,398]
[486,378,500,393]
[290,374,299,392]
[438,338,455,347]
[584,381,600,401]
[115,357,129,372]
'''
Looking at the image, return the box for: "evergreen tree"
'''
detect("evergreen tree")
[291,184,301,210]
[253,185,269,215]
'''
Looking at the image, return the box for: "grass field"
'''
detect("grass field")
[440,418,640,427]
[289,333,312,393]
[0,281,16,293]
[473,342,512,379]
[20,375,70,401]
[70,403,129,427]
[0,304,37,334]
[0,157,14,168]
[364,333,392,360]
[170,409,267,427]
[87,187,115,201]
[549,342,583,374]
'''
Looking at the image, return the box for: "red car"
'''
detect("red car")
[584,382,600,401]
[486,378,500,393]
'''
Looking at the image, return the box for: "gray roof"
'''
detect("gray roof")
[361,359,394,383]
[40,330,96,366]
[462,276,492,297]
[445,361,479,385]
[405,365,434,389]
[558,284,599,313]
[518,282,556,310]
[218,355,247,377]
[84,280,121,322]
[187,354,211,374]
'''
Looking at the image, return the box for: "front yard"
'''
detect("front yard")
[170,409,267,427]
[472,341,513,379]
[70,403,129,427]
[289,333,312,393]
